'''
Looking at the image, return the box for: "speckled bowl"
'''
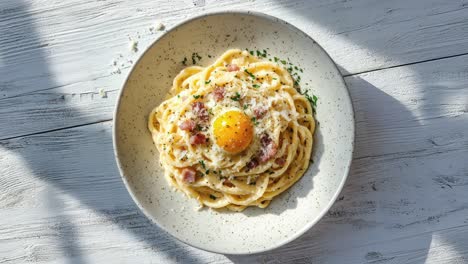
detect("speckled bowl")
[113,11,354,254]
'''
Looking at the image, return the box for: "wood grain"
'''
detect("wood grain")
[1,54,467,262]
[1,0,468,263]
[2,0,468,138]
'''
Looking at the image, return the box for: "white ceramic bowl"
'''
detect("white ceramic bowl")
[113,11,354,255]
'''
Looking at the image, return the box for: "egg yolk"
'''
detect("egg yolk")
[213,110,254,153]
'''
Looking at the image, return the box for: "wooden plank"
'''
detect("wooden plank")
[2,0,468,139]
[1,0,468,262]
[0,121,227,264]
[0,57,467,262]
[2,0,468,98]
[2,45,467,152]
[0,113,467,262]
[230,224,468,263]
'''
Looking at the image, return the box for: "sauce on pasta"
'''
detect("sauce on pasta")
[148,49,315,211]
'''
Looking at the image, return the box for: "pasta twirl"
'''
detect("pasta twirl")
[148,49,315,211]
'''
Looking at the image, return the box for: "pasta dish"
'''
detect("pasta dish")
[148,49,315,211]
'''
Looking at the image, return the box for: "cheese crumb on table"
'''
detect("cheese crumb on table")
[155,22,165,31]
[98,89,107,98]
[129,39,138,52]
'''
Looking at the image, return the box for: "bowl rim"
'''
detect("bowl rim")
[112,10,355,255]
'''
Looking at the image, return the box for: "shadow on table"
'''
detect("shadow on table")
[222,1,468,263]
[0,1,205,264]
[226,75,434,263]
[1,0,467,263]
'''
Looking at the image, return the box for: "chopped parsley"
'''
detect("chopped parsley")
[251,117,259,126]
[312,95,318,106]
[205,80,211,84]
[243,104,249,110]
[193,94,201,99]
[205,169,210,174]
[244,69,255,79]
[302,91,319,112]
[196,124,203,131]
[208,108,214,115]
[252,84,260,89]
[199,160,206,169]
[230,92,241,101]
[249,50,254,56]
[209,194,217,200]
[182,57,188,66]
[274,57,279,62]
[280,59,287,65]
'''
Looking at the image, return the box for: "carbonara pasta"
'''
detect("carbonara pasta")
[148,49,315,211]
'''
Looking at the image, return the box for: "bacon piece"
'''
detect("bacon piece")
[260,133,272,147]
[213,86,225,102]
[275,157,286,166]
[259,133,278,163]
[179,119,196,131]
[223,179,235,187]
[253,107,267,119]
[246,158,259,170]
[181,168,196,183]
[189,133,206,145]
[192,102,209,122]
[226,64,239,72]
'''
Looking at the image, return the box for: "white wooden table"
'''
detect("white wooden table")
[1,0,467,263]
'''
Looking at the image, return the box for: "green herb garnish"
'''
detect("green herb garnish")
[312,95,318,106]
[251,117,259,126]
[199,160,206,169]
[205,80,211,84]
[193,95,201,99]
[244,69,255,79]
[182,57,188,66]
[252,84,260,89]
[230,92,241,101]
[302,91,318,111]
